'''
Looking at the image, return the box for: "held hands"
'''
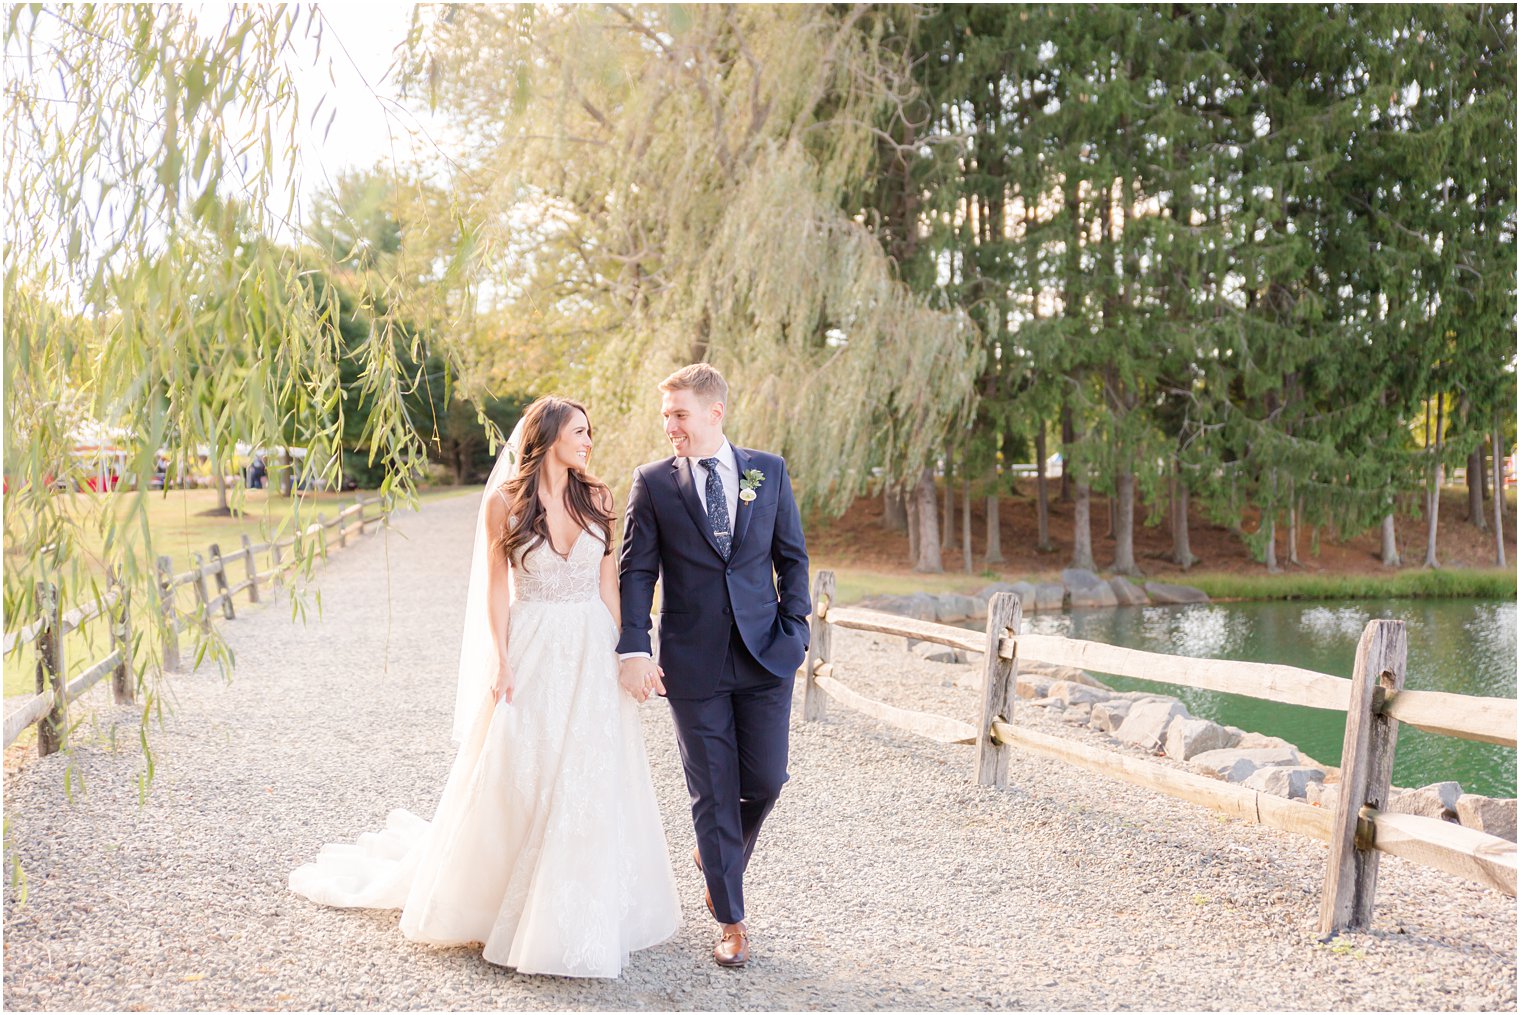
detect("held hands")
[491,662,515,706]
[618,656,666,704]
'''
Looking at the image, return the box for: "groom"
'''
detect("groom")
[617,363,810,969]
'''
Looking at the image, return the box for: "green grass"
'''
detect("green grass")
[819,564,995,606]
[1182,568,1516,602]
[819,561,1515,607]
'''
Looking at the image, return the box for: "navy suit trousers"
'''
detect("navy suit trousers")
[664,622,793,926]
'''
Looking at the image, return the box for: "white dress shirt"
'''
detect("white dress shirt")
[693,438,740,529]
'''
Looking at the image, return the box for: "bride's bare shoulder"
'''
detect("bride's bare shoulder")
[486,485,515,528]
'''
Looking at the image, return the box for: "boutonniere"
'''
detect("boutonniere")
[738,468,765,504]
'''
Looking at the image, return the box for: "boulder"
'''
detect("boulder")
[1115,700,1189,752]
[860,594,940,622]
[1108,576,1149,606]
[1021,660,1106,689]
[1454,795,1518,843]
[1008,581,1039,609]
[1015,672,1055,700]
[910,640,966,664]
[1163,718,1238,762]
[1061,701,1094,724]
[1030,696,1065,709]
[1189,746,1301,783]
[1035,583,1066,612]
[1048,680,1110,706]
[1387,782,1463,822]
[1305,782,1339,810]
[1236,731,1298,753]
[1143,581,1210,605]
[1090,700,1134,733]
[975,582,1023,603]
[1242,766,1325,799]
[1060,567,1105,590]
[937,593,985,623]
[1069,582,1120,610]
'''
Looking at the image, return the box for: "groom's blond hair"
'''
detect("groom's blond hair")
[659,363,727,407]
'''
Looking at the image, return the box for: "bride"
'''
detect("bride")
[289,395,681,978]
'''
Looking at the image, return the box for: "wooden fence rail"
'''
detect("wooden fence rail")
[801,569,1517,939]
[3,495,388,757]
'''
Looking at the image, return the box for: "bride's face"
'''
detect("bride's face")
[547,408,593,472]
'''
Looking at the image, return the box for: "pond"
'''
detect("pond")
[971,598,1516,798]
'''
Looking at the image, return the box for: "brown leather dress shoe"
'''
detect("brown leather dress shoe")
[714,924,749,968]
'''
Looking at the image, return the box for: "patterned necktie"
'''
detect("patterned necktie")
[699,457,731,558]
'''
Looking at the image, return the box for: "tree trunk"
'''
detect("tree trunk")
[1494,419,1507,567]
[1035,421,1053,552]
[1287,477,1300,567]
[1113,470,1138,574]
[1071,479,1095,571]
[906,485,921,566]
[1106,491,1116,539]
[1060,405,1074,503]
[1467,447,1487,529]
[1381,513,1401,568]
[962,479,973,574]
[1169,456,1197,569]
[1261,472,1280,572]
[936,458,948,547]
[984,494,1003,565]
[279,448,294,497]
[212,449,229,512]
[914,466,943,573]
[1424,393,1444,568]
[883,485,908,532]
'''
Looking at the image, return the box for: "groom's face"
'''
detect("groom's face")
[661,388,724,457]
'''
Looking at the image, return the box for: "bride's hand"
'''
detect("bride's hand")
[491,663,514,705]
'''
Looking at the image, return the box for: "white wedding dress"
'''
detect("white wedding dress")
[289,525,681,978]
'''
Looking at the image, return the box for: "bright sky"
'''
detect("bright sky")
[282,2,452,235]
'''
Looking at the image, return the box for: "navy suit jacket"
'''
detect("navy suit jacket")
[617,446,811,698]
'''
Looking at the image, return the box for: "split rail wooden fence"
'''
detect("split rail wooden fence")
[3,495,387,756]
[800,570,1517,938]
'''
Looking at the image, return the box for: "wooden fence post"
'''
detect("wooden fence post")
[338,507,348,548]
[803,571,835,722]
[110,576,133,705]
[975,591,1023,788]
[1319,619,1408,937]
[34,581,64,757]
[190,551,213,631]
[242,534,260,604]
[157,555,180,671]
[208,544,235,619]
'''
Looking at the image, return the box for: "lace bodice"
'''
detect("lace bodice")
[511,522,607,604]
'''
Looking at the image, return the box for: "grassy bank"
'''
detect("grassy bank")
[1183,568,1516,602]
[821,562,1516,607]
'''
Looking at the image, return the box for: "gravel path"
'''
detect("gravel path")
[4,493,1515,1011]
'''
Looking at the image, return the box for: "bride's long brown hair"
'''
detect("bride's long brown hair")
[495,396,615,567]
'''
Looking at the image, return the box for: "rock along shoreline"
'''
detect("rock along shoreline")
[856,576,1518,843]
